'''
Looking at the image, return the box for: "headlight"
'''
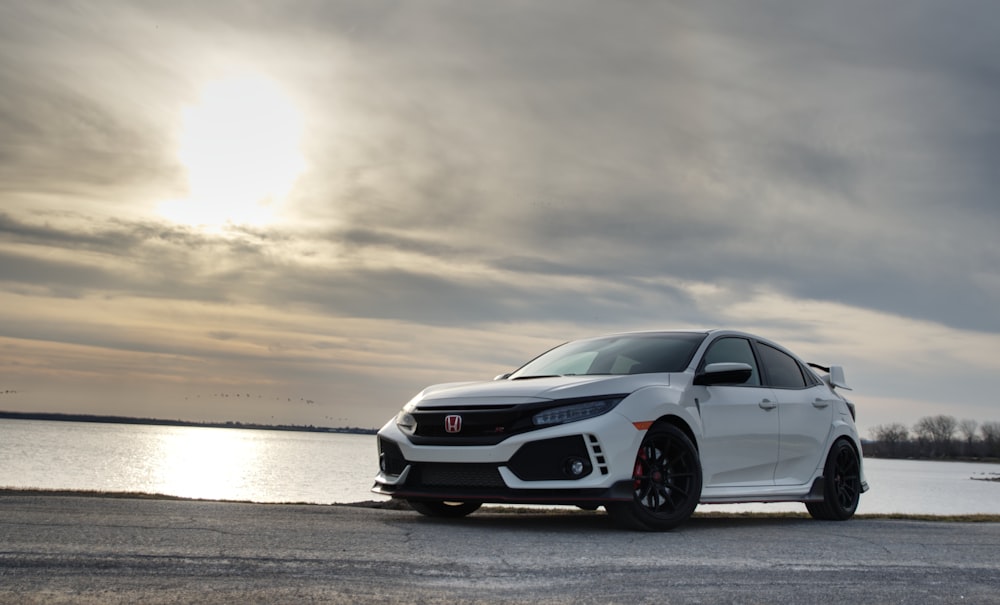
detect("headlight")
[396,411,416,434]
[531,397,623,426]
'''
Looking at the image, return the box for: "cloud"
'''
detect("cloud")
[0,1,998,431]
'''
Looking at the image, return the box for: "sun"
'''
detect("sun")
[160,74,305,228]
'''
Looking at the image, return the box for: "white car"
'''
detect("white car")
[372,330,868,530]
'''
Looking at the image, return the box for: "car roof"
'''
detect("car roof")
[596,329,795,355]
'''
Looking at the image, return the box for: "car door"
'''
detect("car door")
[694,336,780,488]
[756,342,835,486]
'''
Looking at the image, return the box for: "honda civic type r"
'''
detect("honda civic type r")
[372,329,868,530]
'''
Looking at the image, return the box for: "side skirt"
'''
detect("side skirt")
[699,479,823,504]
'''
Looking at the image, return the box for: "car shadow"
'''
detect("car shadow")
[398,508,818,533]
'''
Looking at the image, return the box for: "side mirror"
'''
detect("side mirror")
[494,373,512,381]
[693,362,753,386]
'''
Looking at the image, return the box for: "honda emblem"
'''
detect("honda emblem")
[444,414,462,433]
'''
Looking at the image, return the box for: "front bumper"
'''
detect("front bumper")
[372,414,642,505]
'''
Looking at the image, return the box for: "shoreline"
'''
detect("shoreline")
[0,410,377,435]
[3,488,1000,522]
[5,414,999,465]
[0,487,397,508]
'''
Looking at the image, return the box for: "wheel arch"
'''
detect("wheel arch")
[652,414,699,452]
[828,425,865,468]
[835,434,861,459]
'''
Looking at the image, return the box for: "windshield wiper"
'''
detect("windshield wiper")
[510,373,617,380]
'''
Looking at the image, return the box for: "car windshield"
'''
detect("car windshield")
[509,332,707,379]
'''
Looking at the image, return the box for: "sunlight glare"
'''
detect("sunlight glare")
[152,426,268,501]
[160,74,305,228]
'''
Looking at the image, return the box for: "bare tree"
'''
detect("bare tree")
[958,419,978,456]
[982,421,1000,458]
[869,423,910,457]
[913,415,957,457]
[865,417,998,460]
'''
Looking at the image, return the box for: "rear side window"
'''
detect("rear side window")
[701,337,761,386]
[757,343,806,389]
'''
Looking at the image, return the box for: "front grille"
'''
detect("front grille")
[410,403,540,444]
[415,463,506,488]
[408,396,623,445]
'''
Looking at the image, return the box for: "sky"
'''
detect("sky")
[1,1,998,437]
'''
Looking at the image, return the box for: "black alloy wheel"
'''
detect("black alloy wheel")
[607,423,702,531]
[407,500,483,518]
[806,439,861,521]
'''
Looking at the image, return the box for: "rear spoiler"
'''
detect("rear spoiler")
[807,363,851,391]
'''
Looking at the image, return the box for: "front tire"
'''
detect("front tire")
[407,500,482,518]
[806,439,861,521]
[607,423,702,531]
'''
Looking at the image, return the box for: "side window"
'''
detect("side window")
[757,343,806,389]
[802,365,823,387]
[701,337,761,386]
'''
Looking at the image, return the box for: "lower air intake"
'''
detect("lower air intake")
[417,463,506,488]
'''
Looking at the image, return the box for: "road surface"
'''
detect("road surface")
[1,494,999,603]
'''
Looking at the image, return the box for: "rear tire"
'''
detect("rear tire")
[607,423,702,531]
[806,439,861,521]
[407,500,482,518]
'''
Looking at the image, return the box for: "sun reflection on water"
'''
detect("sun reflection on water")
[150,426,268,501]
[1,420,380,504]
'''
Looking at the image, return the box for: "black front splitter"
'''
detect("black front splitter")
[371,480,634,506]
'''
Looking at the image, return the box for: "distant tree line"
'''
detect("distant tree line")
[866,415,1000,460]
[0,411,377,435]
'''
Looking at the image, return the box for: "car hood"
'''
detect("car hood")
[412,374,672,408]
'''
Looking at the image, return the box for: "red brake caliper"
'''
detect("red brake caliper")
[633,449,648,490]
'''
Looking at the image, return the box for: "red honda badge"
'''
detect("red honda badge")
[444,414,462,433]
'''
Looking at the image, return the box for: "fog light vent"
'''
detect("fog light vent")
[378,437,407,476]
[508,435,592,481]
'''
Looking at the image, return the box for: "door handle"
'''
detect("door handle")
[812,398,830,408]
[759,399,777,410]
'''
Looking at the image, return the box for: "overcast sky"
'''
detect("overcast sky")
[1,1,998,436]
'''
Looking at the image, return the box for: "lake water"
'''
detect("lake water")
[2,419,998,515]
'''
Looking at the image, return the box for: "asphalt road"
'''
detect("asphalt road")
[1,494,999,604]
